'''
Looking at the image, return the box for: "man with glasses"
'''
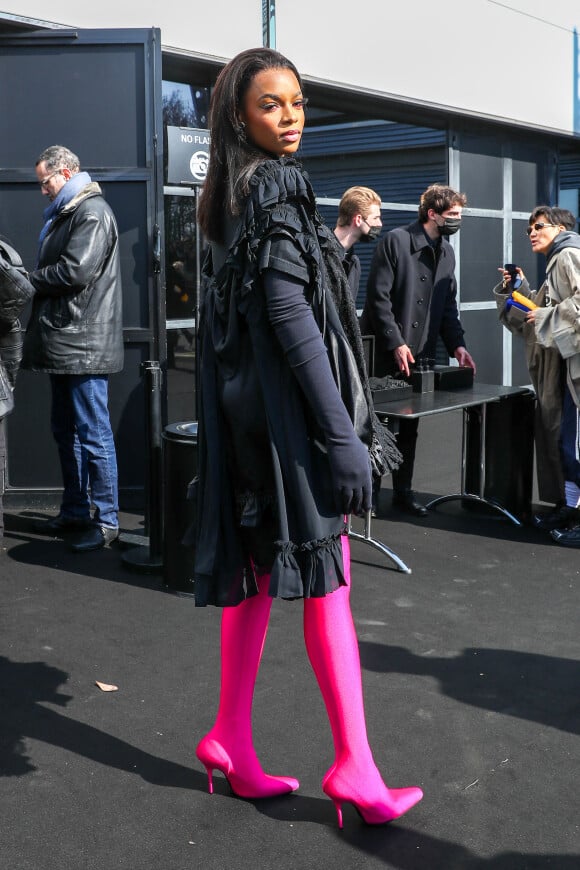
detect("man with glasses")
[333,186,383,302]
[494,208,578,522]
[361,184,476,517]
[23,145,124,552]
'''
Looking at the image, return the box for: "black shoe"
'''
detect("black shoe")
[392,490,428,517]
[34,514,92,535]
[550,524,580,547]
[533,504,579,532]
[69,525,119,553]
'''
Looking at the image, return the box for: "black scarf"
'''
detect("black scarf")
[316,219,402,475]
[546,230,580,266]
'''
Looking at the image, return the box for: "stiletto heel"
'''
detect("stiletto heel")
[331,797,344,829]
[322,765,423,828]
[305,536,423,830]
[196,576,299,801]
[196,735,299,799]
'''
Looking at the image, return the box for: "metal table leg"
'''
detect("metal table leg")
[426,403,522,526]
[347,511,412,574]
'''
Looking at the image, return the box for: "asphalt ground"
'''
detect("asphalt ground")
[1,412,579,869]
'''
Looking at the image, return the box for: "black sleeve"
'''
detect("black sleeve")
[258,232,311,285]
[263,268,372,515]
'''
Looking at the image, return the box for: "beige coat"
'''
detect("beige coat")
[494,278,564,505]
[533,247,580,409]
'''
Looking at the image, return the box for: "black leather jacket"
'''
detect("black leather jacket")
[0,322,23,388]
[0,234,31,399]
[22,182,124,374]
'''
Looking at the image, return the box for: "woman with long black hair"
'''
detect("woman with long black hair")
[193,47,422,828]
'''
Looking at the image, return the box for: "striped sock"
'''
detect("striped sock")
[564,481,580,509]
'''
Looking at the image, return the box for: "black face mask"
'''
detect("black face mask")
[360,224,382,243]
[437,217,461,236]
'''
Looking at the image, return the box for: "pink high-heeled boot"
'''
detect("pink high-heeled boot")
[303,535,422,828]
[196,573,299,799]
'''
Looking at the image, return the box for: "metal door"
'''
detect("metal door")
[0,27,165,506]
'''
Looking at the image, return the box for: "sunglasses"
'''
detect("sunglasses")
[526,222,558,236]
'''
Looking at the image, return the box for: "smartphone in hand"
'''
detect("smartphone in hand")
[504,263,522,290]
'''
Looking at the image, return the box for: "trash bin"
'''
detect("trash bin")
[162,421,198,595]
[464,390,535,521]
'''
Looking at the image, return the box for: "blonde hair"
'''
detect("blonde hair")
[337,186,381,226]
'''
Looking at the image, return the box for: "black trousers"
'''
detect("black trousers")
[372,416,420,502]
[391,417,420,492]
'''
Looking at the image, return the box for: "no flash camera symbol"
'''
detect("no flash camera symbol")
[190,150,209,182]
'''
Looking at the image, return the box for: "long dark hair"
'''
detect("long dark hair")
[198,47,303,244]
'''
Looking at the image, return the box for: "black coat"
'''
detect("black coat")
[360,220,465,376]
[23,183,124,375]
[195,159,352,606]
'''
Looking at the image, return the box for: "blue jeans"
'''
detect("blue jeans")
[561,386,580,487]
[50,374,119,528]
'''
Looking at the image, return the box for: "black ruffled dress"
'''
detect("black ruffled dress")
[194,158,395,606]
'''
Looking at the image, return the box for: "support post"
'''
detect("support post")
[122,360,164,572]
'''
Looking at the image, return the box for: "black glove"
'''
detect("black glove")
[264,269,371,515]
[324,425,373,515]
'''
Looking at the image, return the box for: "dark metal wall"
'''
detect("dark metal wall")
[455,131,557,385]
[301,121,447,309]
[0,29,574,506]
[303,119,560,386]
[0,28,164,506]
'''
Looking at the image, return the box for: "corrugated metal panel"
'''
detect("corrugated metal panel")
[300,120,446,157]
[298,118,449,363]
[305,158,447,201]
[560,155,580,187]
[303,145,446,307]
[300,121,447,201]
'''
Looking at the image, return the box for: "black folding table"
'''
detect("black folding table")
[350,383,534,573]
